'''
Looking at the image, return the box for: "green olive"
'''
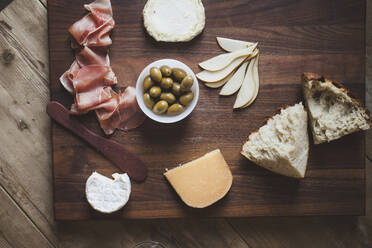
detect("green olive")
[150,67,162,82]
[172,83,182,96]
[160,77,173,90]
[149,86,162,98]
[180,75,194,92]
[160,92,176,104]
[143,93,155,108]
[143,76,154,92]
[167,103,185,116]
[172,68,187,82]
[160,65,172,77]
[152,100,168,115]
[179,92,194,106]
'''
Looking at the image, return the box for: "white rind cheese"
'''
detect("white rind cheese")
[85,172,131,213]
[143,0,205,42]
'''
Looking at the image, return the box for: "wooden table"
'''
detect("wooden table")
[0,0,371,247]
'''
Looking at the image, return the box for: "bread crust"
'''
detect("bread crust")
[241,103,308,153]
[240,103,308,178]
[302,72,372,128]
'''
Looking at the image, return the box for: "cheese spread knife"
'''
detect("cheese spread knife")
[46,101,147,182]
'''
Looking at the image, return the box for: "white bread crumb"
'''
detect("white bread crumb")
[241,103,309,178]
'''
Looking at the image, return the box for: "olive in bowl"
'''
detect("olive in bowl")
[142,65,194,115]
[136,59,199,124]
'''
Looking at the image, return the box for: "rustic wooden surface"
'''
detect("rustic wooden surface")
[49,0,366,220]
[0,0,371,247]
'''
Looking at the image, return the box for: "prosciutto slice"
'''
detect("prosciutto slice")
[59,0,145,135]
[96,87,145,135]
[84,0,113,24]
[69,0,114,47]
[59,61,80,94]
[72,65,115,92]
[76,46,110,67]
[70,65,117,111]
[76,86,113,111]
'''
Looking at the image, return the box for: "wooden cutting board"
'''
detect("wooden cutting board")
[48,0,366,220]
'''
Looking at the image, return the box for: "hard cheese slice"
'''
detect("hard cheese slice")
[164,149,233,208]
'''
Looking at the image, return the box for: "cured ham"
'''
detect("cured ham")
[60,61,80,94]
[69,0,114,47]
[84,0,113,23]
[72,65,116,92]
[59,0,145,135]
[68,0,115,46]
[96,87,145,135]
[69,16,114,47]
[76,86,113,111]
[76,47,110,67]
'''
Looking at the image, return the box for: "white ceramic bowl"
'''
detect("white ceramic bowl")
[136,59,199,123]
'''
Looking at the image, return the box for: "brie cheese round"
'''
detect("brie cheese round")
[85,172,131,214]
[143,0,205,42]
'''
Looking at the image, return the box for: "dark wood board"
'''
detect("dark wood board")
[48,0,366,220]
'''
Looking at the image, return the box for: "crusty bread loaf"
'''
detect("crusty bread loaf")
[241,103,309,178]
[302,73,372,144]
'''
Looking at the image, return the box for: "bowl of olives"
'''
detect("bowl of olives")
[136,59,199,123]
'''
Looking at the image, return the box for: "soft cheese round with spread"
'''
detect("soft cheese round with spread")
[143,0,205,42]
[85,172,131,213]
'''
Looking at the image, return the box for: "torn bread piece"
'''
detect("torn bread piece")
[86,172,131,213]
[241,103,309,178]
[302,73,372,144]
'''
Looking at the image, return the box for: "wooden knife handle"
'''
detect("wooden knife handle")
[46,101,147,182]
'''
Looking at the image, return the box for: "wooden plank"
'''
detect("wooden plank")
[38,0,47,8]
[0,0,57,245]
[366,0,372,162]
[57,219,249,248]
[48,0,366,220]
[0,0,369,247]
[0,0,13,11]
[164,219,249,248]
[228,158,372,248]
[361,1,372,226]
[359,158,372,247]
[228,217,365,248]
[0,232,13,248]
[0,186,53,248]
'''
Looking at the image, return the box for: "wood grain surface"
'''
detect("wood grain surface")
[47,0,367,220]
[1,0,372,247]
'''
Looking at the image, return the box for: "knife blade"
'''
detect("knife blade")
[46,101,147,182]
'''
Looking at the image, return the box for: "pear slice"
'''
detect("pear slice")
[234,55,259,109]
[204,73,233,88]
[219,60,249,96]
[239,55,259,108]
[217,37,256,52]
[199,43,257,71]
[196,56,246,83]
[248,54,260,106]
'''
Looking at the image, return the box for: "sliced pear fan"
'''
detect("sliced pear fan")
[204,73,233,88]
[196,56,246,83]
[219,61,249,96]
[234,55,259,109]
[199,43,257,71]
[217,37,256,52]
[198,37,260,110]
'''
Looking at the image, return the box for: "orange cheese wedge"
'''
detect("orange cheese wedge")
[164,149,233,208]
